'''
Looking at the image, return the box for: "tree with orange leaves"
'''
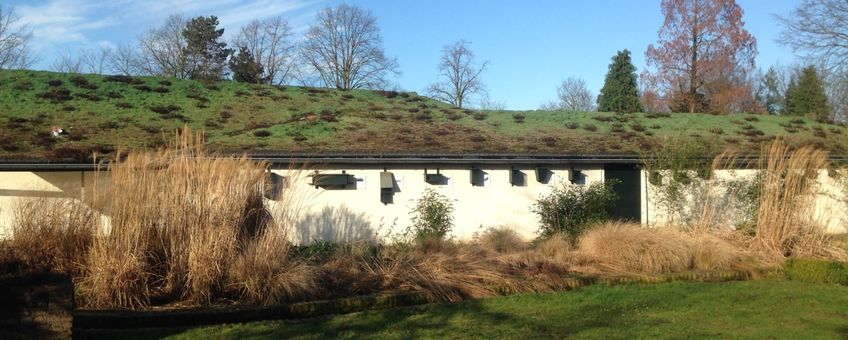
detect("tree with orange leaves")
[644,0,758,114]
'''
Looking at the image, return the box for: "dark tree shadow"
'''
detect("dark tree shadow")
[294,205,375,244]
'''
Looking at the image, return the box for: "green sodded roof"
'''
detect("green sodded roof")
[0,70,845,161]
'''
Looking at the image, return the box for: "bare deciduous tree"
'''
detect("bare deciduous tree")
[109,43,140,76]
[0,5,35,69]
[777,0,848,74]
[427,40,488,109]
[51,52,83,73]
[234,16,296,85]
[300,4,399,89]
[541,77,596,112]
[137,14,189,78]
[79,46,113,75]
[778,0,848,122]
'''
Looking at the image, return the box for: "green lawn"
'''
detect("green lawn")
[80,280,848,339]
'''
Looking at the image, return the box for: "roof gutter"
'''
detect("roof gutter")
[0,154,643,171]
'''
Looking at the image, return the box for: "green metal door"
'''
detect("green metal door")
[604,164,641,222]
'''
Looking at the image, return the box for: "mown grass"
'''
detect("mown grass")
[0,70,845,160]
[79,280,848,339]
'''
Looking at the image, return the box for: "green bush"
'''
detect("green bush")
[531,181,617,242]
[784,259,848,285]
[407,189,454,242]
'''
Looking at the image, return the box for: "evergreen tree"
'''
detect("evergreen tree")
[757,66,783,115]
[229,46,263,84]
[784,66,830,121]
[183,16,232,82]
[597,49,642,113]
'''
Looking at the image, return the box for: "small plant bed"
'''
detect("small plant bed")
[78,280,848,339]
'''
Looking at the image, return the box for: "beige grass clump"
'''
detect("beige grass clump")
[579,221,694,274]
[535,233,573,262]
[374,242,531,302]
[228,229,320,305]
[690,232,742,271]
[478,226,526,254]
[9,198,97,277]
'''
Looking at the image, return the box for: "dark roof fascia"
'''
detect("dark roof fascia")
[0,154,642,171]
[3,153,847,171]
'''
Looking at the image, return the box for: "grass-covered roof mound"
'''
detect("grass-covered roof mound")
[0,70,846,161]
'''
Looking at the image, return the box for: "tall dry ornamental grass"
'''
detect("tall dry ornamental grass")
[9,198,97,276]
[80,127,278,308]
[751,141,842,261]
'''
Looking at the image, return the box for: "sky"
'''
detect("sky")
[7,0,803,110]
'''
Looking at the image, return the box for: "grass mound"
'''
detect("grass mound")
[579,222,694,274]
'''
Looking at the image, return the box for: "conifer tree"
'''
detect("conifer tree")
[229,47,263,84]
[784,66,830,121]
[597,49,642,113]
[183,16,232,82]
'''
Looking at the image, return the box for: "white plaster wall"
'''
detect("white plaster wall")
[269,166,604,243]
[641,169,848,233]
[0,167,604,242]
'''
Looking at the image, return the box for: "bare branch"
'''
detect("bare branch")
[299,4,399,89]
[427,40,488,109]
[0,5,35,69]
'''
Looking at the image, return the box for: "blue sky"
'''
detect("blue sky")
[8,0,801,110]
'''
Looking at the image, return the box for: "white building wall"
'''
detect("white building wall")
[0,166,604,242]
[269,165,604,243]
[641,169,848,233]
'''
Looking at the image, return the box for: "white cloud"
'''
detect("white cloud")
[15,0,321,47]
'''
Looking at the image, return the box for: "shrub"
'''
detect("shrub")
[253,130,272,137]
[582,124,597,132]
[115,102,133,109]
[531,181,617,241]
[512,113,525,123]
[36,88,72,102]
[105,75,144,85]
[13,80,33,91]
[579,222,694,274]
[472,112,487,120]
[149,104,181,115]
[565,122,579,129]
[406,189,454,242]
[375,90,398,98]
[784,258,848,285]
[105,91,122,99]
[70,76,98,90]
[47,79,63,87]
